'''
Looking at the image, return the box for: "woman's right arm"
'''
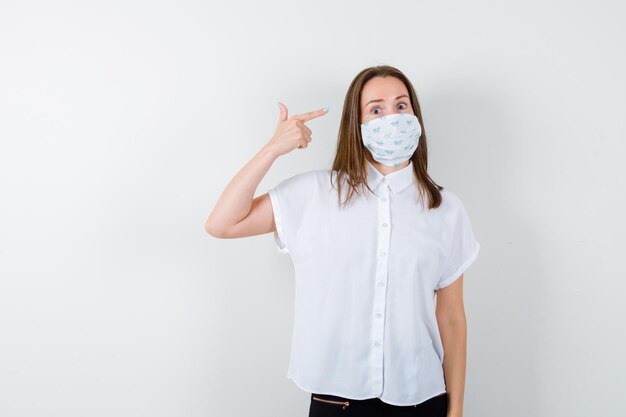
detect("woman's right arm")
[204,103,328,239]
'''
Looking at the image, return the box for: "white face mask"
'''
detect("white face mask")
[360,113,421,167]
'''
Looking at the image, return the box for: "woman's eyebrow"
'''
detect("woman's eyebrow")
[364,95,409,107]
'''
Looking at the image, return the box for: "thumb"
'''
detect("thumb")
[277,101,288,122]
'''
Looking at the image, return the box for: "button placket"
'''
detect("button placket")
[371,179,391,393]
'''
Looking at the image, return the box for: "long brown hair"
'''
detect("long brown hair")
[330,65,443,209]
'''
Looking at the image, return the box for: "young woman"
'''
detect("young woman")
[205,65,480,417]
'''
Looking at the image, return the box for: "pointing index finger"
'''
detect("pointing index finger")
[291,107,329,122]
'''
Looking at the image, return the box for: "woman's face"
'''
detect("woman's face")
[360,76,415,124]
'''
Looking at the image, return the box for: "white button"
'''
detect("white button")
[374,341,381,346]
[381,177,386,183]
[377,281,384,286]
[381,223,388,228]
[375,313,382,318]
[379,251,386,257]
[381,197,387,202]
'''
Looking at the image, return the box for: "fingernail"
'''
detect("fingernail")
[322,107,329,112]
[277,102,281,108]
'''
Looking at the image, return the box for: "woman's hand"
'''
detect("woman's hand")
[264,102,328,157]
[205,102,328,238]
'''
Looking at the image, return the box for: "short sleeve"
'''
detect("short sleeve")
[435,193,481,289]
[267,171,316,255]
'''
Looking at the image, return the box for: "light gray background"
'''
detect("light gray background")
[1,0,624,416]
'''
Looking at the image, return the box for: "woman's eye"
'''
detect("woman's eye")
[398,103,407,110]
[372,108,381,114]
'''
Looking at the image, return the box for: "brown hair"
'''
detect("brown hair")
[330,65,443,209]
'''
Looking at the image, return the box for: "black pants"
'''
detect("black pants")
[308,392,448,417]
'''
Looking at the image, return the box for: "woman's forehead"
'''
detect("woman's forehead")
[361,77,408,104]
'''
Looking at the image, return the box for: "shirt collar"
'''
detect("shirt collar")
[366,160,416,193]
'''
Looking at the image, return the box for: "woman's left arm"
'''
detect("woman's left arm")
[435,274,467,417]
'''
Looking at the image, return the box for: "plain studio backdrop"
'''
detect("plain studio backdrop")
[1,0,624,416]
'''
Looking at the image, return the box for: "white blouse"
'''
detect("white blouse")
[267,159,480,406]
